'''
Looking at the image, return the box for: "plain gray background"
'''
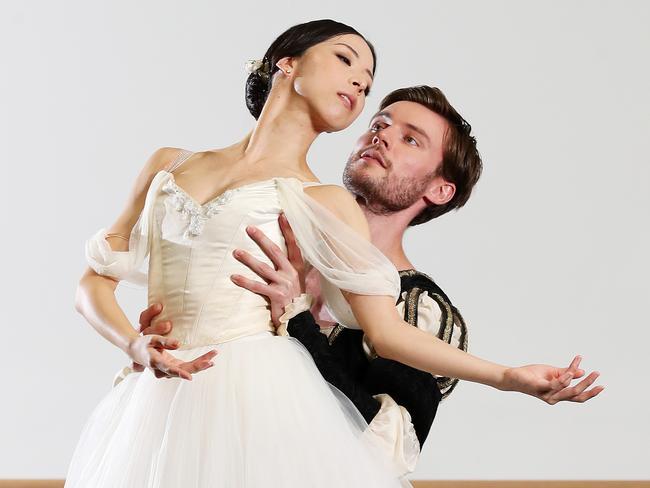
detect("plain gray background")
[1,0,648,481]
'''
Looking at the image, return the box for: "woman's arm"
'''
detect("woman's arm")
[346,294,506,385]
[305,185,603,404]
[75,147,215,380]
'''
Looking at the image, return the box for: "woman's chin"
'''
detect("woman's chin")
[318,114,356,134]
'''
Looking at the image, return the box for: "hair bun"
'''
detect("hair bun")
[245,71,270,120]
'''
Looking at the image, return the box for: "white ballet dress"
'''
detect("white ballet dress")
[66,150,412,487]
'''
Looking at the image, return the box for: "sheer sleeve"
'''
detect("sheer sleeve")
[276,178,400,329]
[84,171,168,287]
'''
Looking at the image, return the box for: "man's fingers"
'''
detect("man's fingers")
[231,274,276,299]
[279,213,303,265]
[245,225,288,269]
[139,303,163,332]
[141,321,172,337]
[233,249,279,283]
[148,335,180,351]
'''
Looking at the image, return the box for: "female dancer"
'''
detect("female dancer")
[69,19,599,487]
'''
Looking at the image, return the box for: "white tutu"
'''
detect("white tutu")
[73,156,414,487]
[65,332,409,487]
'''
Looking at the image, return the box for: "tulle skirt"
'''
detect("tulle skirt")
[65,331,411,487]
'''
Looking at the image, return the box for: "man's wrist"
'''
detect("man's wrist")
[277,293,313,336]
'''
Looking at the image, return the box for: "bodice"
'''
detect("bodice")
[85,157,401,349]
[148,172,301,347]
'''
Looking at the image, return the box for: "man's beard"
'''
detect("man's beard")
[342,154,436,216]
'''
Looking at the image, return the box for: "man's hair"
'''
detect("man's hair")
[379,86,482,226]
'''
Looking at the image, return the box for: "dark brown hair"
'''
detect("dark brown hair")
[245,19,377,119]
[379,86,482,225]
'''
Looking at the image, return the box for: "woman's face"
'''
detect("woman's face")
[284,34,375,132]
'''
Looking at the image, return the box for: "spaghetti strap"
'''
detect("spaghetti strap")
[166,149,194,174]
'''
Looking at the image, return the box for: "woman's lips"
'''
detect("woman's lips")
[338,92,355,111]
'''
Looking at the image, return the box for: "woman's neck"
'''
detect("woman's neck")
[238,89,319,176]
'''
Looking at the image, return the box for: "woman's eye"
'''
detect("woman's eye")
[337,54,351,66]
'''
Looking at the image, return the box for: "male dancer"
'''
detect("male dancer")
[136,86,600,475]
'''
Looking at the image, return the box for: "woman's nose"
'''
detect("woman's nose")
[352,79,366,95]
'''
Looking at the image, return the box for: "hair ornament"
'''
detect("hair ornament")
[245,58,270,78]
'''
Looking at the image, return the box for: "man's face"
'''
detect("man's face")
[343,100,450,214]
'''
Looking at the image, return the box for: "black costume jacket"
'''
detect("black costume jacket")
[286,269,468,446]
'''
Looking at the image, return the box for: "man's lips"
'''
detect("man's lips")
[337,92,355,111]
[360,148,386,168]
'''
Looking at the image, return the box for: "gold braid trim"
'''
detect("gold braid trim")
[429,292,454,344]
[405,287,421,326]
[403,287,469,400]
[327,324,346,346]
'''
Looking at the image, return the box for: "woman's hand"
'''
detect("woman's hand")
[500,355,604,404]
[129,303,218,380]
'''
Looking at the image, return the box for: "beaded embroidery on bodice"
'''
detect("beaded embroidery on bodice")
[161,177,240,238]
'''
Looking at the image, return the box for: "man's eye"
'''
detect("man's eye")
[405,136,419,146]
[369,123,382,132]
[337,54,351,66]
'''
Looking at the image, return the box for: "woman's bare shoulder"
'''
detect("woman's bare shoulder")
[304,183,354,204]
[304,184,370,239]
[98,147,182,250]
[138,145,183,179]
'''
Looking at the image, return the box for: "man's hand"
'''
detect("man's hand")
[230,213,306,327]
[501,355,604,404]
[132,303,218,379]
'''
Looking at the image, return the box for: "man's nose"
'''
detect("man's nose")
[371,132,389,149]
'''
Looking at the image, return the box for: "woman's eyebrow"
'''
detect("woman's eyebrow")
[334,42,374,81]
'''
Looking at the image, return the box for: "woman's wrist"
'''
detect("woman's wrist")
[484,363,509,390]
[123,330,142,357]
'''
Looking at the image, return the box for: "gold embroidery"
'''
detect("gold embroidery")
[327,324,345,346]
[429,293,454,344]
[405,287,421,326]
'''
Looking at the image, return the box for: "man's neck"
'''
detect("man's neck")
[359,202,416,272]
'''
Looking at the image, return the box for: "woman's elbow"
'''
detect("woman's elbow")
[74,270,109,315]
[368,329,393,359]
[74,275,92,315]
